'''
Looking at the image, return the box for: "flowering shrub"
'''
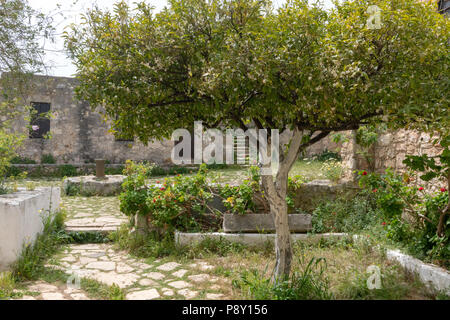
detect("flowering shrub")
[358,168,449,267]
[219,166,261,215]
[119,161,220,233]
[321,160,344,183]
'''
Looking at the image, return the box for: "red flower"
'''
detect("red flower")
[156,180,160,184]
[362,171,368,176]
[372,188,378,193]
[160,187,165,191]
[418,187,424,191]
[153,199,156,203]
[382,222,386,226]
[441,188,447,192]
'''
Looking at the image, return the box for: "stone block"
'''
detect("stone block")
[63,175,125,196]
[223,213,312,233]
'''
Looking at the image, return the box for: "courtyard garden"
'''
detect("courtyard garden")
[1,0,449,303]
[1,154,449,300]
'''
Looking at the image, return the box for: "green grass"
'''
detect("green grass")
[201,239,437,300]
[110,224,249,260]
[81,279,125,300]
[12,209,69,281]
[289,160,327,181]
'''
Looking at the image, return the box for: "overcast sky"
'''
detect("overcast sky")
[30,0,334,77]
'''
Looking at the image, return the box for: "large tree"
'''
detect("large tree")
[65,0,449,278]
[0,0,53,183]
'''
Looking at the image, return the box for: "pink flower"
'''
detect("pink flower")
[32,125,39,131]
[160,187,165,191]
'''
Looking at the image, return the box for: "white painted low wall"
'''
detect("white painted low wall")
[0,187,60,271]
[386,249,450,295]
[175,231,349,247]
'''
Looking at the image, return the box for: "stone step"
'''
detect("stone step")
[64,225,117,234]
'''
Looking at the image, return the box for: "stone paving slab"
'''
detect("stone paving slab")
[62,196,127,233]
[14,244,229,300]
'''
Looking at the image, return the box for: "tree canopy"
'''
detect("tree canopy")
[66,0,449,141]
[65,0,450,277]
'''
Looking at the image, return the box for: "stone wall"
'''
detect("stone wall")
[6,75,173,165]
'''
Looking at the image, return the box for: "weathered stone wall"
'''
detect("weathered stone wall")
[6,75,173,165]
[373,130,443,174]
[303,129,446,189]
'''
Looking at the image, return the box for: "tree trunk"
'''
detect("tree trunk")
[260,128,304,280]
[259,128,329,280]
[269,190,292,279]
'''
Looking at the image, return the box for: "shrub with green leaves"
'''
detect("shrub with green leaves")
[41,154,56,164]
[358,168,449,267]
[119,161,220,233]
[311,194,382,234]
[219,166,261,215]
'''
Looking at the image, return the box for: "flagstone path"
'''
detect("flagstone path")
[16,243,231,300]
[12,194,233,300]
[63,196,128,233]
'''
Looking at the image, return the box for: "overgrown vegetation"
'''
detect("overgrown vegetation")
[232,256,332,300]
[41,154,56,164]
[119,161,222,233]
[311,194,383,234]
[109,224,247,260]
[12,209,68,280]
[358,168,449,268]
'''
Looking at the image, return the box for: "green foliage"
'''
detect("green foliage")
[355,125,384,170]
[321,160,344,183]
[0,272,17,300]
[57,164,78,177]
[109,224,179,258]
[219,166,261,214]
[232,257,332,300]
[311,149,341,162]
[105,165,125,175]
[358,169,411,218]
[403,135,449,182]
[358,169,450,267]
[10,156,36,164]
[0,0,53,76]
[66,231,111,244]
[41,154,56,164]
[12,209,69,281]
[81,279,125,300]
[312,194,382,234]
[66,0,449,142]
[119,161,221,233]
[286,175,304,209]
